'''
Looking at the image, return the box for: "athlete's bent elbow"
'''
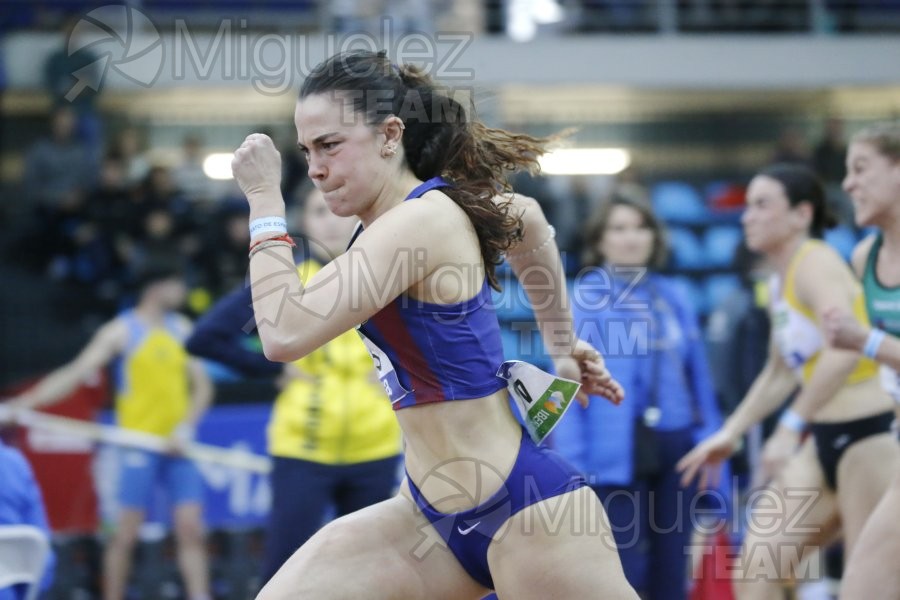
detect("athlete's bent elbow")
[261,338,296,363]
[261,333,309,363]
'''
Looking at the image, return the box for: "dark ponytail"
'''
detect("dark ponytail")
[758,163,837,238]
[300,50,552,289]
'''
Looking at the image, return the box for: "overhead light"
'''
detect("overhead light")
[533,0,564,24]
[203,153,235,180]
[538,148,631,175]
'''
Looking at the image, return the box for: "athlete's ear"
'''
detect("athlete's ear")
[380,115,405,148]
[793,201,813,232]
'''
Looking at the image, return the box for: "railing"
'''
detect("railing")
[3,1,900,34]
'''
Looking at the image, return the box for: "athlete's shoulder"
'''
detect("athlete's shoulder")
[371,188,468,240]
[90,316,130,354]
[851,233,878,279]
[794,239,847,275]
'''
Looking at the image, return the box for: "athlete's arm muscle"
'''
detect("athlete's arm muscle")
[789,245,866,420]
[250,199,453,362]
[504,193,574,358]
[12,319,127,410]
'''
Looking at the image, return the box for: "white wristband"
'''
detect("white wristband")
[778,409,807,433]
[250,216,287,237]
[863,328,886,359]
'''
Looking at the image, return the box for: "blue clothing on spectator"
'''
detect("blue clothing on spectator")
[0,439,56,600]
[554,267,725,486]
[553,267,729,599]
[185,285,282,379]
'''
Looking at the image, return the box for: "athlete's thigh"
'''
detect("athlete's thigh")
[835,433,900,552]
[737,440,839,583]
[840,464,900,600]
[257,489,489,600]
[487,486,638,600]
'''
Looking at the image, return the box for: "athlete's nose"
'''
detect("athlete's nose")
[308,155,326,181]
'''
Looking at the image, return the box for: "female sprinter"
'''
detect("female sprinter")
[231,50,637,599]
[822,122,900,599]
[677,163,899,599]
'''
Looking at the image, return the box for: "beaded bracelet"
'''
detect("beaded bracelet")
[506,225,556,259]
[249,233,295,254]
[249,239,295,260]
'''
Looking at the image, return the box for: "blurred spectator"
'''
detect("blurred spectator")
[171,134,224,205]
[553,175,596,257]
[21,106,98,268]
[119,167,200,279]
[43,17,103,153]
[704,242,774,482]
[578,1,654,32]
[330,0,434,33]
[41,155,127,315]
[553,192,727,600]
[22,106,97,215]
[704,242,770,418]
[109,127,151,186]
[0,437,56,600]
[813,117,847,184]
[195,200,251,299]
[812,117,856,228]
[4,264,213,600]
[770,125,811,166]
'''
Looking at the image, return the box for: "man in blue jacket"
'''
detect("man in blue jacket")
[0,437,56,600]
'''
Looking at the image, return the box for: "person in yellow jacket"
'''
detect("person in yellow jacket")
[186,186,402,584]
[7,264,214,600]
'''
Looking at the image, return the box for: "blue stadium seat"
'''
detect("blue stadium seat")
[667,227,706,270]
[702,225,743,268]
[703,274,742,313]
[824,226,857,261]
[651,181,709,225]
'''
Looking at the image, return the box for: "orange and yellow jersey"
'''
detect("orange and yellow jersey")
[114,310,191,436]
[267,259,402,464]
[770,240,878,385]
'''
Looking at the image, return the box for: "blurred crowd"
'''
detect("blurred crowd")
[6,98,857,327]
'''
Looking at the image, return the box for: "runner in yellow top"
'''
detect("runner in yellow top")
[678,163,899,599]
[186,187,401,584]
[7,265,214,600]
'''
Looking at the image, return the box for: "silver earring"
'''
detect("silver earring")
[381,145,396,158]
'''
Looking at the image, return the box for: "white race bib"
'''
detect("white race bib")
[497,360,580,444]
[357,329,412,404]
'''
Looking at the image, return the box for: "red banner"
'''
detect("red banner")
[4,372,109,533]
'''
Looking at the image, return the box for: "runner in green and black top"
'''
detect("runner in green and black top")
[823,122,900,600]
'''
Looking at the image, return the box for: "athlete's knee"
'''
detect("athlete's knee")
[108,526,140,551]
[174,514,206,546]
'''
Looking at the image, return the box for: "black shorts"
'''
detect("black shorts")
[810,411,895,490]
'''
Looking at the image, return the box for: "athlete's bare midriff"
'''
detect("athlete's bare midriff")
[397,390,524,513]
[811,376,893,423]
